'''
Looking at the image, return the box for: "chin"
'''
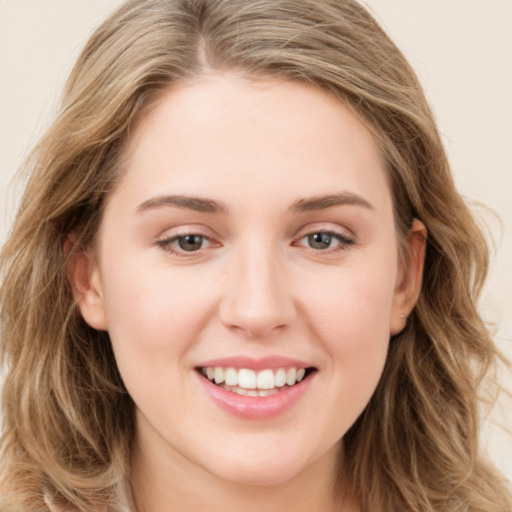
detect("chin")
[213,460,305,487]
[201,441,330,488]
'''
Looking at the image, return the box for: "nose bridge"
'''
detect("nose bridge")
[219,237,293,337]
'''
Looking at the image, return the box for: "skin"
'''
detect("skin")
[72,74,426,512]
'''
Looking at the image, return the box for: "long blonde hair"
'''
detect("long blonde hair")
[1,1,510,510]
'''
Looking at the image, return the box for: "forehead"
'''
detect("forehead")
[114,74,392,216]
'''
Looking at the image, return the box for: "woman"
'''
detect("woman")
[0,0,510,510]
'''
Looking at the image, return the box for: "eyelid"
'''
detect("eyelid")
[154,223,219,242]
[293,222,355,242]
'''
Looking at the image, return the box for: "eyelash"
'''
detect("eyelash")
[156,229,355,257]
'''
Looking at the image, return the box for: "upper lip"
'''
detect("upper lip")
[195,355,315,371]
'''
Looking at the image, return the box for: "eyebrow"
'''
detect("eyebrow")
[136,195,228,215]
[290,192,374,212]
[136,191,373,216]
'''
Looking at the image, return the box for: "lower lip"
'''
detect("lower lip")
[195,371,314,420]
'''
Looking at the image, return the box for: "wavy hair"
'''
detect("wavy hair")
[1,0,510,510]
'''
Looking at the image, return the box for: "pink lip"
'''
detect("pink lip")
[195,369,315,420]
[196,355,313,370]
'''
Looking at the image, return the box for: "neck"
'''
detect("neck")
[129,435,360,512]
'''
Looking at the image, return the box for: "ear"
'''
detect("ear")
[64,236,108,331]
[390,219,427,335]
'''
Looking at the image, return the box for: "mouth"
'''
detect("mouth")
[196,366,317,397]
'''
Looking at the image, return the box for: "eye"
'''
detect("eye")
[176,234,206,252]
[307,232,336,250]
[295,230,355,252]
[157,233,215,255]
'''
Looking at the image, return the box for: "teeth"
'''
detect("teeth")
[202,366,311,391]
[221,383,283,397]
[256,369,274,390]
[225,367,238,386]
[214,367,225,385]
[238,369,257,389]
[286,368,297,386]
[258,389,279,397]
[274,368,287,387]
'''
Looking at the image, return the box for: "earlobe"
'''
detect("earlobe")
[390,219,427,335]
[64,237,108,331]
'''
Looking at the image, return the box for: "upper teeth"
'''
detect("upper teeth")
[203,367,307,390]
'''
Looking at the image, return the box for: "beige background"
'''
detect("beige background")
[1,0,511,481]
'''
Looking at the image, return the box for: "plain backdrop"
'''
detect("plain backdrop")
[1,0,511,482]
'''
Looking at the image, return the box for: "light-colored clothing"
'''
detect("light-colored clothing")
[117,480,137,512]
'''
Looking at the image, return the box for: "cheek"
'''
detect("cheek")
[304,255,396,339]
[301,258,396,393]
[99,258,217,379]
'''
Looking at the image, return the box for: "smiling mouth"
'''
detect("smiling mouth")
[197,366,317,397]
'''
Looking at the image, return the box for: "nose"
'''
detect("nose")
[218,242,295,339]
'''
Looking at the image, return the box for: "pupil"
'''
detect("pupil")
[308,232,331,249]
[178,235,203,251]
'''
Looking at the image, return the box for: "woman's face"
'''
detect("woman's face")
[76,75,423,487]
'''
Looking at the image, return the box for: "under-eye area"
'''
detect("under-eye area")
[197,366,317,397]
